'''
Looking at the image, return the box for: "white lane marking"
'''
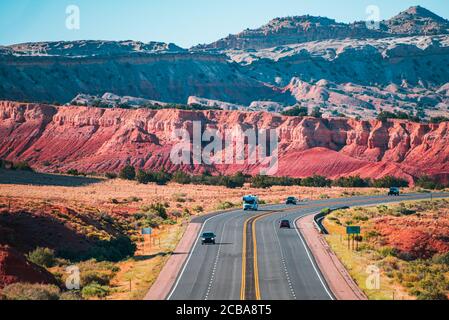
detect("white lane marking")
[294,214,334,300]
[271,217,297,300]
[204,216,231,300]
[167,213,225,300]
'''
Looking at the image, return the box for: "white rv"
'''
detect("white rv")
[243,195,259,211]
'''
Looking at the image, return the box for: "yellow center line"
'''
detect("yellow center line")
[240,218,248,300]
[241,194,414,300]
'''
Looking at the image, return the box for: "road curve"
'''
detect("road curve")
[167,193,448,300]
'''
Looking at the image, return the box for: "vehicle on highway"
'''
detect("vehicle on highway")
[201,232,216,245]
[388,187,400,196]
[243,195,259,211]
[279,220,291,229]
[286,197,298,205]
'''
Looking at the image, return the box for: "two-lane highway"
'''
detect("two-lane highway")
[168,193,448,300]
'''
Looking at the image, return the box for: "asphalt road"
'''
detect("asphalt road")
[168,192,448,300]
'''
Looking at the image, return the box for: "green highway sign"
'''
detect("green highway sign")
[346,226,361,235]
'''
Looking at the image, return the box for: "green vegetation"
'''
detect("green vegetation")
[371,176,409,188]
[310,107,323,119]
[119,165,136,180]
[143,103,222,112]
[105,172,118,179]
[281,106,308,117]
[332,176,369,188]
[377,110,421,123]
[0,160,34,172]
[416,176,446,190]
[430,116,449,124]
[324,199,449,300]
[0,283,61,301]
[60,236,136,263]
[27,247,56,268]
[301,175,332,187]
[81,282,110,299]
[12,161,34,172]
[216,201,238,210]
[250,175,302,188]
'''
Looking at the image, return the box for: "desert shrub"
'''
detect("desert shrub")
[222,172,246,189]
[27,247,56,268]
[105,172,118,179]
[137,213,164,228]
[81,282,110,299]
[332,176,370,188]
[171,171,192,184]
[372,176,409,188]
[119,165,136,180]
[153,170,171,185]
[59,291,82,300]
[148,203,168,219]
[310,107,323,118]
[13,161,34,172]
[193,205,204,213]
[81,270,113,287]
[378,246,398,258]
[281,106,308,117]
[216,201,236,210]
[416,176,445,190]
[66,169,80,176]
[300,175,331,187]
[136,169,152,184]
[433,253,449,265]
[1,283,60,300]
[249,175,299,189]
[65,236,136,262]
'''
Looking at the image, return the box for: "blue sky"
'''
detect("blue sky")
[1,0,448,48]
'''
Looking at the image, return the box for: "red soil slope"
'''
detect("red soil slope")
[0,245,58,289]
[1,101,448,183]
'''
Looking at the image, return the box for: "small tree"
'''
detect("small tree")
[119,165,136,180]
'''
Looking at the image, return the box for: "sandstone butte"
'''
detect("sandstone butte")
[0,101,448,185]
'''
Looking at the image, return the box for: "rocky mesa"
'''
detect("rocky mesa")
[0,101,448,184]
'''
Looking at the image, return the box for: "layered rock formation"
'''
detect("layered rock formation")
[1,101,448,184]
[195,6,449,51]
[0,6,448,120]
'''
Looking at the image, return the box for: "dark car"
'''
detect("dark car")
[280,220,291,229]
[388,187,400,196]
[286,197,297,205]
[201,232,216,245]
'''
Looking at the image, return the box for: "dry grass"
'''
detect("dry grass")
[0,171,387,215]
[323,199,449,300]
[0,170,399,300]
[107,222,187,300]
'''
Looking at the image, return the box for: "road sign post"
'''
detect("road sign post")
[346,226,361,251]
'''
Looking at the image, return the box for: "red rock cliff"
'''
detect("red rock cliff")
[0,101,448,184]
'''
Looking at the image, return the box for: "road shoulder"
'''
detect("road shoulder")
[144,222,201,300]
[296,214,367,300]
